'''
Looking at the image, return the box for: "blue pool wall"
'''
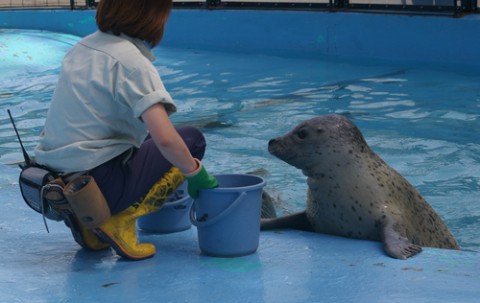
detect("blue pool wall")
[1,9,480,68]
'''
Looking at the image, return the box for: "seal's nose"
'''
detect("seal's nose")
[268,139,279,153]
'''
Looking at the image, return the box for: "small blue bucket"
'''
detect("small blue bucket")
[190,174,266,257]
[137,182,193,234]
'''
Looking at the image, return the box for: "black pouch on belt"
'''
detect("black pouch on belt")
[19,165,65,222]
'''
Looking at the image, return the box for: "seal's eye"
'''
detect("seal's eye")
[297,129,308,139]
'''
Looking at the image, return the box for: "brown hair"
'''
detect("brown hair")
[96,0,173,47]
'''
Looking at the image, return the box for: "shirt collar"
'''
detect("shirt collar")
[120,33,156,62]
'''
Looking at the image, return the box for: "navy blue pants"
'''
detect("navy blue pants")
[89,126,206,215]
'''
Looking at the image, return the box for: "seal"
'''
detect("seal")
[261,114,460,259]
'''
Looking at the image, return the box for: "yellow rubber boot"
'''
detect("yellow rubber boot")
[95,206,156,260]
[133,167,186,217]
[65,214,110,251]
[45,177,109,251]
[78,224,110,251]
[95,167,185,260]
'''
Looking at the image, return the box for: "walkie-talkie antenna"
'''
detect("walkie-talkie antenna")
[7,109,32,167]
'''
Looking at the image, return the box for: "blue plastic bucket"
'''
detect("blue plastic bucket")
[190,174,266,257]
[137,182,193,234]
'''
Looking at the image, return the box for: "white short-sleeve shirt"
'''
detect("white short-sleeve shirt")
[35,31,176,173]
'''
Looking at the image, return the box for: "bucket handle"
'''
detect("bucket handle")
[190,191,247,228]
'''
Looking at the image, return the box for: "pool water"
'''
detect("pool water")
[1,29,479,251]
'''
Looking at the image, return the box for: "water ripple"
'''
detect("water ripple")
[0,30,479,251]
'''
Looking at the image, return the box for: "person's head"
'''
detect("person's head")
[96,0,173,47]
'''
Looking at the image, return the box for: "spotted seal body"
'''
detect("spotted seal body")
[261,114,460,259]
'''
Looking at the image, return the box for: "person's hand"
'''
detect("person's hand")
[185,159,218,199]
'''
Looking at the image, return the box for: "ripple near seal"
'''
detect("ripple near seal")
[261,114,460,260]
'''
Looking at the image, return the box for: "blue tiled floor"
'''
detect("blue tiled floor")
[1,178,478,303]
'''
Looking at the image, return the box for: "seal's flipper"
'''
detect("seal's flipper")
[381,219,422,259]
[261,191,277,219]
[260,211,314,232]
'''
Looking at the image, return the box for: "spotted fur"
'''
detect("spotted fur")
[263,114,459,259]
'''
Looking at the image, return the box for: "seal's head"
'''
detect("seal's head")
[268,114,369,176]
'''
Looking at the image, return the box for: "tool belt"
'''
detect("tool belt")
[10,108,110,232]
[19,164,110,232]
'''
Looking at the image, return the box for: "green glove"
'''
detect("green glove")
[186,160,218,199]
